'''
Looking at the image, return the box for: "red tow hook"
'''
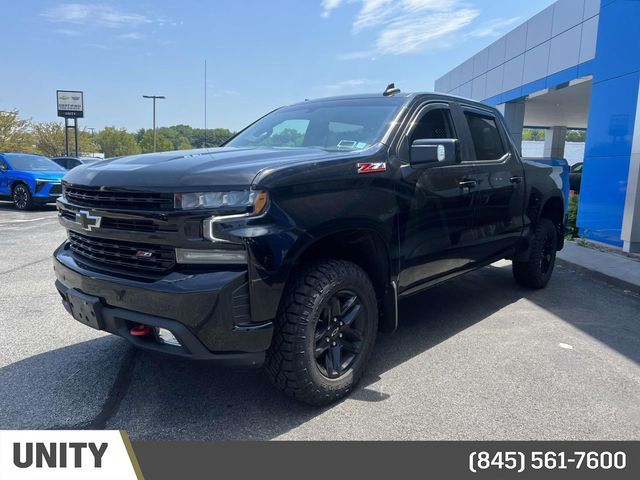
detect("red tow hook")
[130,324,153,336]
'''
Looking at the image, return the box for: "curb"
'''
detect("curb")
[556,258,640,295]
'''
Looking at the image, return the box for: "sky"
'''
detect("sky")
[2,0,556,132]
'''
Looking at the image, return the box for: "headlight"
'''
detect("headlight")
[193,190,269,243]
[175,190,268,211]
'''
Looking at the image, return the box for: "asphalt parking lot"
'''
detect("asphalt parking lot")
[1,201,639,440]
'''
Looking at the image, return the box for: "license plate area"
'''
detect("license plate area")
[66,289,104,330]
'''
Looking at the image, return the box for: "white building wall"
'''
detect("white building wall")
[434,0,600,101]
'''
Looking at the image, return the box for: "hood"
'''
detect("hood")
[62,147,360,190]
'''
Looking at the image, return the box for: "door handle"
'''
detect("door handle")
[510,176,523,184]
[458,180,477,189]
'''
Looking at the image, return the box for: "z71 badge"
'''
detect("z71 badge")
[357,162,387,174]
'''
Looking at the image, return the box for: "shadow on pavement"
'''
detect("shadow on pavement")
[1,263,638,439]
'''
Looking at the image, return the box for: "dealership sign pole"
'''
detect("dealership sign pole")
[56,90,84,157]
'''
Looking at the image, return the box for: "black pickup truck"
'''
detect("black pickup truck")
[54,89,569,405]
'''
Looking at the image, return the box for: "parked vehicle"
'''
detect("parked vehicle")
[52,156,101,170]
[53,89,569,405]
[0,153,65,210]
[569,161,583,193]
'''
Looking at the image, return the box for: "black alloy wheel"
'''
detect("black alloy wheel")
[513,218,557,289]
[313,290,366,379]
[13,184,33,210]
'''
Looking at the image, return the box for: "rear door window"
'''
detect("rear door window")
[464,112,506,161]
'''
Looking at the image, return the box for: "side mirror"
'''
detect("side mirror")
[410,138,458,166]
[0,163,7,171]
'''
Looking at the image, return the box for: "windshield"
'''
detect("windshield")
[7,155,65,172]
[226,98,405,151]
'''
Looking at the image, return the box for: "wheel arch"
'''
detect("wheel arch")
[285,225,398,333]
[11,178,30,192]
[539,195,565,250]
[512,193,565,262]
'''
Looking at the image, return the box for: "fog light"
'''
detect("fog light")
[157,328,181,347]
[175,248,247,264]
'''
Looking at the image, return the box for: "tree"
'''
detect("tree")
[566,130,586,142]
[264,128,304,147]
[31,122,98,157]
[95,127,141,158]
[0,110,34,153]
[191,127,234,147]
[138,129,173,153]
[522,128,545,141]
[157,126,191,150]
[177,138,192,150]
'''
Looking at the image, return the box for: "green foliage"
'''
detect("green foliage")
[522,128,586,143]
[566,129,586,142]
[0,110,235,158]
[522,128,545,141]
[95,127,141,158]
[262,128,304,147]
[189,127,234,148]
[137,125,233,149]
[566,194,579,239]
[0,110,35,153]
[139,130,173,153]
[31,122,98,157]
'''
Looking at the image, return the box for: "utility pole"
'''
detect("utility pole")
[142,95,166,152]
[204,60,207,148]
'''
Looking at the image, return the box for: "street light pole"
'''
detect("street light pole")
[142,95,166,152]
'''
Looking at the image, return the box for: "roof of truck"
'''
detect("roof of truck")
[294,92,494,110]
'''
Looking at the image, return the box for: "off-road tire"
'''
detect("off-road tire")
[13,183,33,210]
[265,259,378,406]
[513,218,558,289]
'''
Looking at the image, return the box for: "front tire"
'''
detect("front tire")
[12,183,33,210]
[513,218,558,289]
[265,259,378,406]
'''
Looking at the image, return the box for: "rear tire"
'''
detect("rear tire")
[12,183,33,210]
[265,259,378,406]
[513,218,557,289]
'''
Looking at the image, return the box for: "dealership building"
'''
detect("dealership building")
[434,0,640,252]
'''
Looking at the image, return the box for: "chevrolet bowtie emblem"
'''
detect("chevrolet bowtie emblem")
[75,210,102,232]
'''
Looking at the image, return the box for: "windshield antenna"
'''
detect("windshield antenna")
[383,83,401,96]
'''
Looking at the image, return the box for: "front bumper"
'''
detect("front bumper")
[53,244,273,365]
[34,181,62,201]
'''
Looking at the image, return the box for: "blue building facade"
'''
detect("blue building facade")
[435,0,640,252]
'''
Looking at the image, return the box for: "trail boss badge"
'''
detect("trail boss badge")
[357,162,387,174]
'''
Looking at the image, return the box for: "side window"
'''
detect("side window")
[410,108,455,144]
[464,112,506,161]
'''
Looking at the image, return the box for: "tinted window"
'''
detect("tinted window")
[411,108,454,143]
[464,112,506,161]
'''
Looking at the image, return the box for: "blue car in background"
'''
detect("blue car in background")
[0,153,66,210]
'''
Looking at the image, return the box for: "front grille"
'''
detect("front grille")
[60,210,177,233]
[68,231,176,273]
[64,186,173,211]
[50,184,62,195]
